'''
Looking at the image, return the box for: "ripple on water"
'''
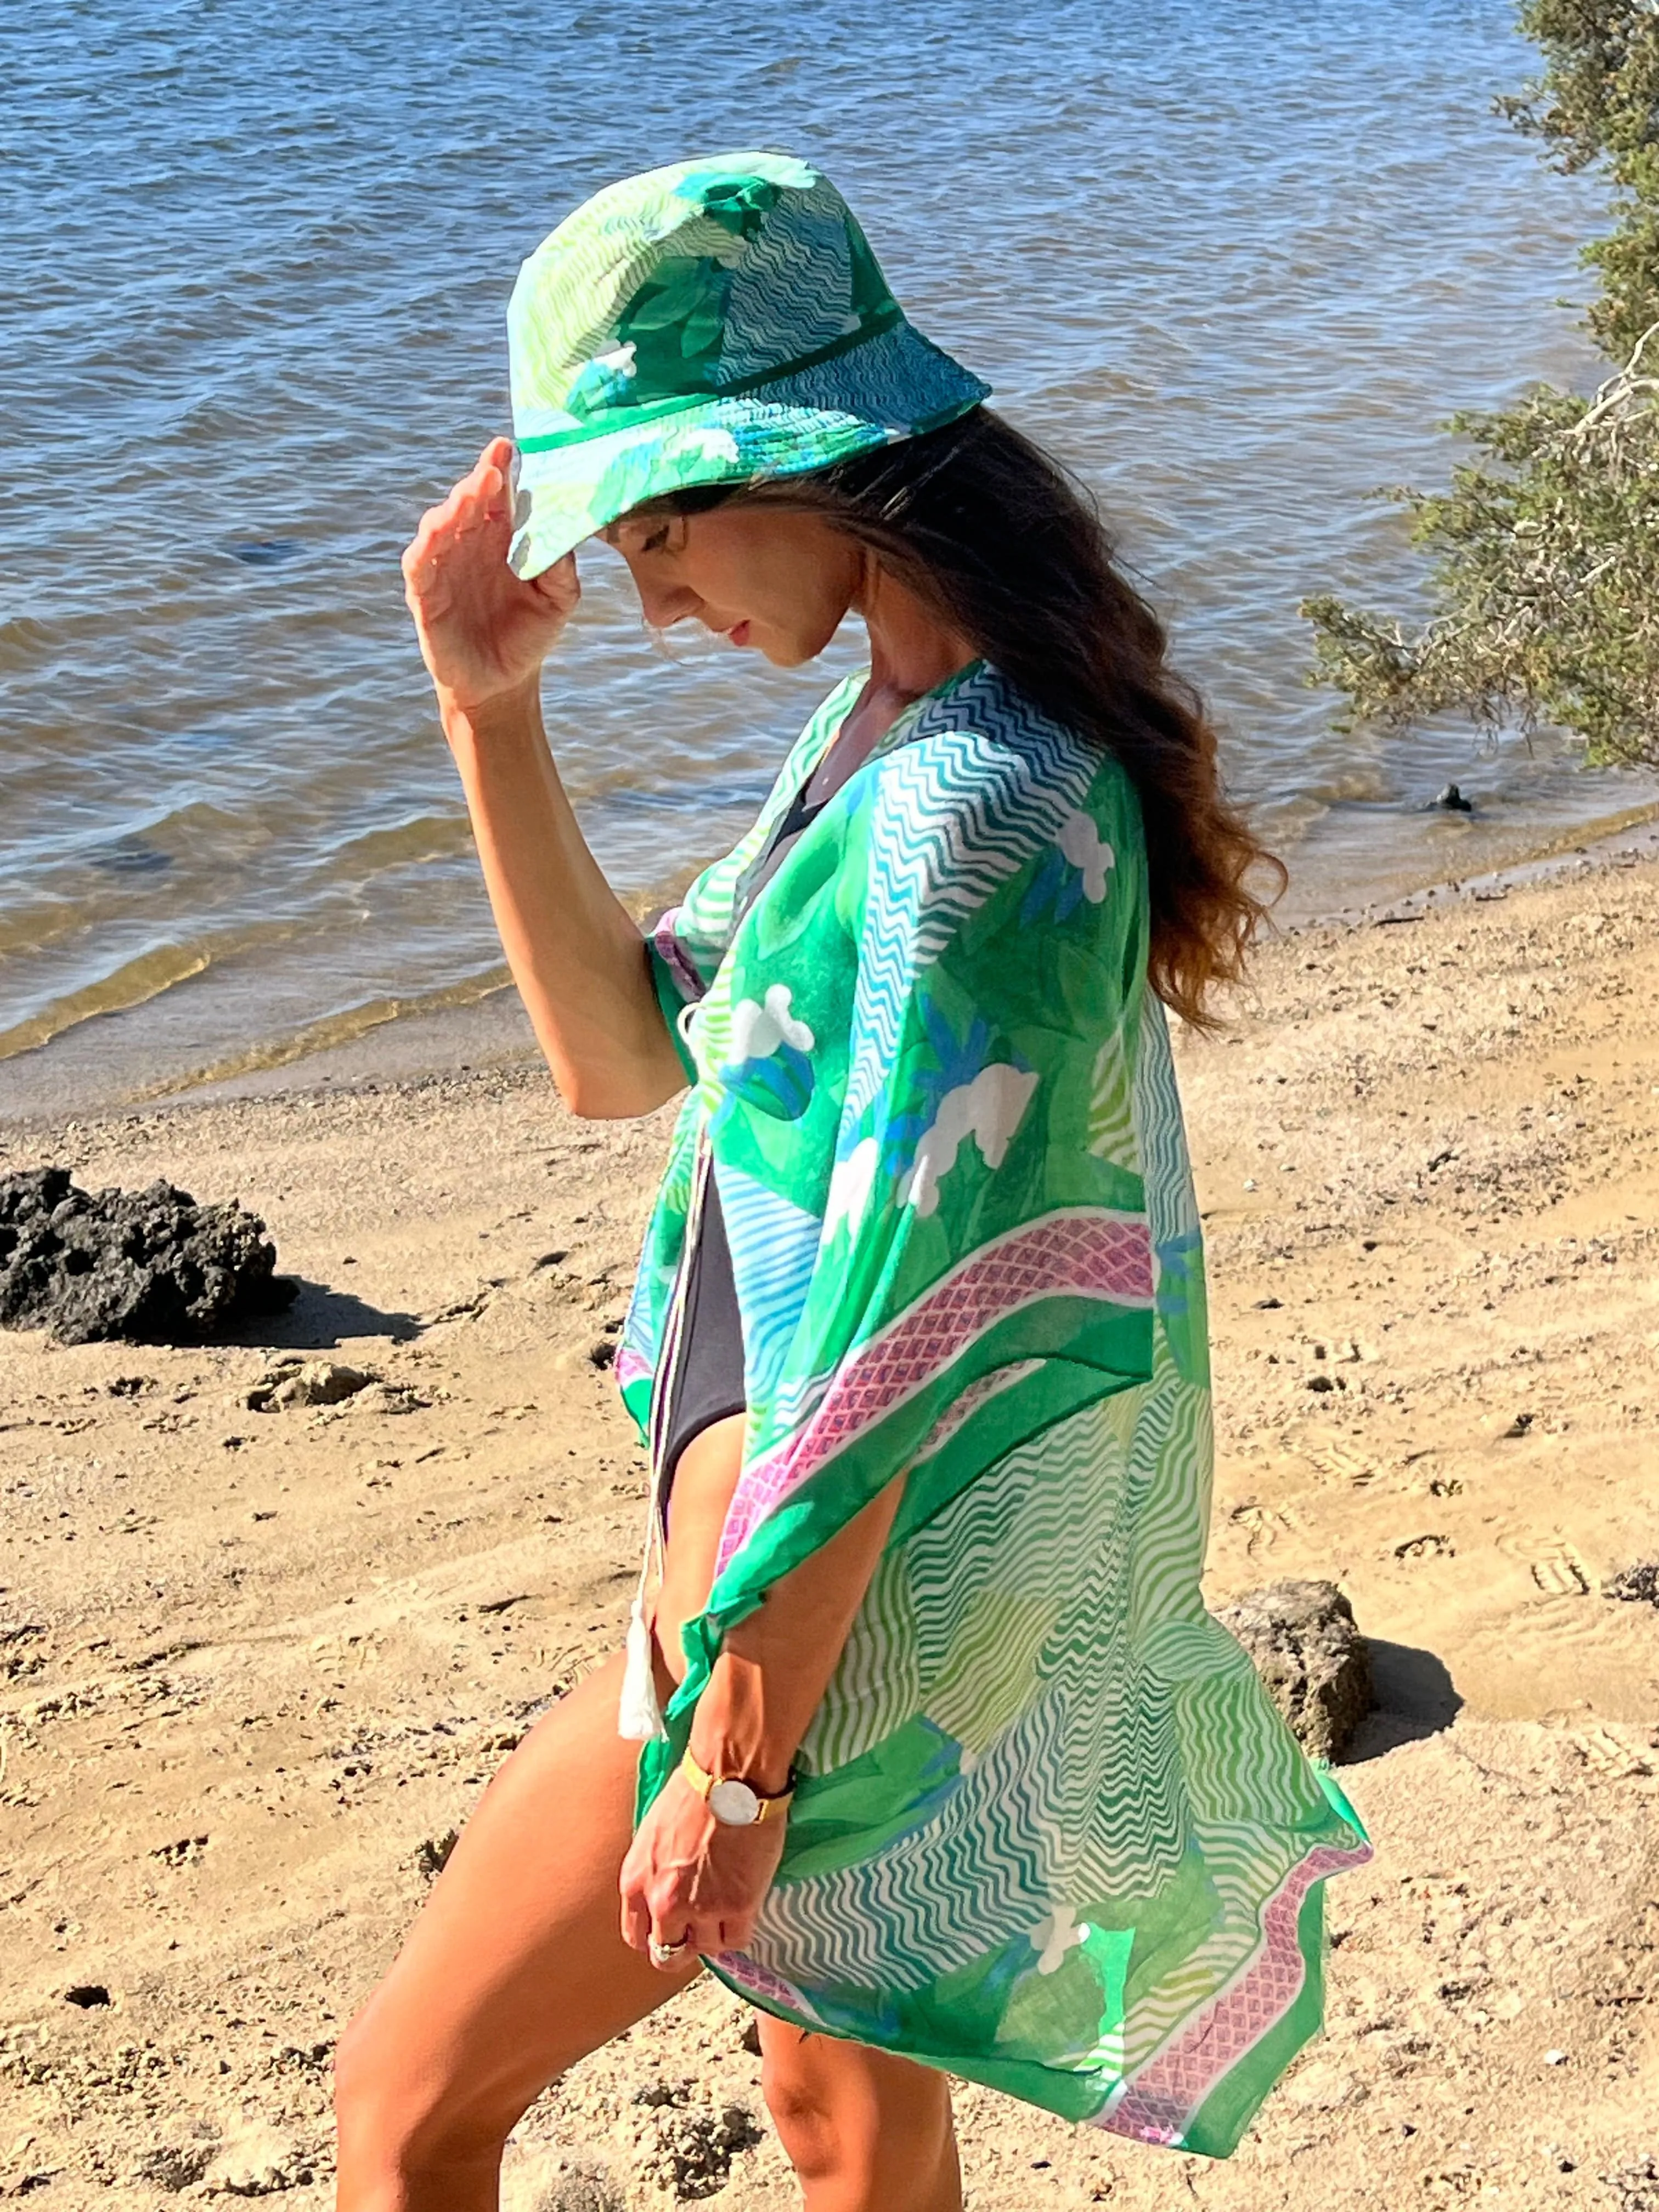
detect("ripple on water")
[3,0,1656,1107]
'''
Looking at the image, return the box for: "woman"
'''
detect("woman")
[335,154,1372,2212]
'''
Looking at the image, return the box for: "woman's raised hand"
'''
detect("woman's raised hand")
[402,435,579,719]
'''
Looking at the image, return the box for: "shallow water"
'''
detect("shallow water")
[4,0,1654,1113]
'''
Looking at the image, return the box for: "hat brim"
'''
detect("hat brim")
[507,315,990,579]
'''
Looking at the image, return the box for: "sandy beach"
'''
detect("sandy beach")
[2,845,1655,2210]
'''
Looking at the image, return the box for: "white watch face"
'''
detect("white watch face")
[708,1778,761,1826]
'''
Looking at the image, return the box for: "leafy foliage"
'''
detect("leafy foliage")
[1301,1,1659,768]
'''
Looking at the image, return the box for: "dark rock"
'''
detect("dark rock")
[1606,1561,1659,1607]
[0,1169,295,1346]
[132,2145,214,2191]
[416,1830,459,1880]
[1217,1578,1373,1760]
[64,1984,111,2008]
[1431,783,1475,812]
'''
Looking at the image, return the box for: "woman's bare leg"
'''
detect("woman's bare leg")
[759,2021,962,2212]
[335,1412,963,2211]
[332,1650,696,2211]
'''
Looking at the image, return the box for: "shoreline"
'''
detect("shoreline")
[2,833,1654,2206]
[3,796,1657,1138]
[6,795,1659,1136]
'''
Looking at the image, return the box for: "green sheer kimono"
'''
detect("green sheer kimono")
[615,661,1372,2156]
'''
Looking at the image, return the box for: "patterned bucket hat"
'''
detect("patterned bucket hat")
[506,151,991,578]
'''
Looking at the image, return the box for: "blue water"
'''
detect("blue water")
[1,0,1646,1108]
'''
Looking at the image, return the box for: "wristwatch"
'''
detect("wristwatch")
[680,1746,795,1827]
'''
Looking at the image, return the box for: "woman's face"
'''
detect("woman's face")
[602,506,864,667]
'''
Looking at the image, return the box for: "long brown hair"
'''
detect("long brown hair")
[642,407,1282,1027]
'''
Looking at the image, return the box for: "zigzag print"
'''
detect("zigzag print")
[843,671,1099,1130]
[718,190,854,376]
[751,321,988,427]
[758,1690,1074,1990]
[805,1387,1137,1777]
[1071,1669,1190,1902]
[718,1209,1154,1571]
[1173,1669,1328,1831]
[799,1543,920,1774]
[1088,1023,1139,1170]
[1133,995,1201,1248]
[714,1161,823,1405]
[1119,1345,1214,1635]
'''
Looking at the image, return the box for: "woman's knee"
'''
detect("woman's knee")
[760,2025,955,2197]
[760,2034,844,2179]
[332,1986,511,2183]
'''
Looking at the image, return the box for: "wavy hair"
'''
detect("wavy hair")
[639,408,1282,1027]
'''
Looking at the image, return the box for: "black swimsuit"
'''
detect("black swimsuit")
[656,778,831,1493]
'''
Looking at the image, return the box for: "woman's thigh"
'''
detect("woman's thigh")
[336,1651,698,2166]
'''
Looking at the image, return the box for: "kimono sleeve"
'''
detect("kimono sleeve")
[644,906,707,1084]
[700,730,1160,1625]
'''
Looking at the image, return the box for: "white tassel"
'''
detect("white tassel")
[618,1595,667,1742]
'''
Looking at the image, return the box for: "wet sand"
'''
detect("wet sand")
[1,849,1655,2208]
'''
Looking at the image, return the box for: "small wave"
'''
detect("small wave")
[123,965,515,1101]
[0,614,62,674]
[312,811,476,883]
[0,941,214,1063]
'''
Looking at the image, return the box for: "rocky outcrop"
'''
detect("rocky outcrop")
[1217,1577,1373,1760]
[0,1167,295,1345]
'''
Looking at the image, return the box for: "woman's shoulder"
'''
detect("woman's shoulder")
[870,661,1140,837]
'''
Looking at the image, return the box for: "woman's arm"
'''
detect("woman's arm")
[619,1479,904,1963]
[403,437,688,1119]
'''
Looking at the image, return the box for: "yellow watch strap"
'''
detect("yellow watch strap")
[680,1747,795,1820]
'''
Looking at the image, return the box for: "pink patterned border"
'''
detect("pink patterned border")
[716,1209,1154,1572]
[651,908,706,1006]
[1093,1836,1376,2147]
[614,1346,651,1392]
[713,1947,825,2027]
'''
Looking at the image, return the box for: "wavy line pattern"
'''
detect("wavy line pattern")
[716,1209,1154,1570]
[618,665,1369,2137]
[844,678,1097,1130]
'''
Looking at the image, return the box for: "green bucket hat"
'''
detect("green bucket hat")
[506,151,991,578]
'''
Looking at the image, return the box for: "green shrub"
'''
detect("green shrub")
[1301,1,1659,769]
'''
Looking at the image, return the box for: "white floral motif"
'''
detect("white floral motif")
[905,1065,1039,1217]
[1058,810,1115,902]
[665,424,742,465]
[1030,1904,1090,1977]
[824,1136,880,1243]
[728,983,814,1064]
[591,340,637,377]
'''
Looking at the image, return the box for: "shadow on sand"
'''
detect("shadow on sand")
[1339,1638,1464,1762]
[225,1276,424,1350]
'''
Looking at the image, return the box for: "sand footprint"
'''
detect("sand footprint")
[1496,1531,1592,1596]
[1228,1501,1302,1558]
[1572,1725,1655,1780]
[1306,1438,1375,1488]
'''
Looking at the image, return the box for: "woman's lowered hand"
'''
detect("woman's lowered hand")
[619,1769,787,1966]
[402,435,579,720]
